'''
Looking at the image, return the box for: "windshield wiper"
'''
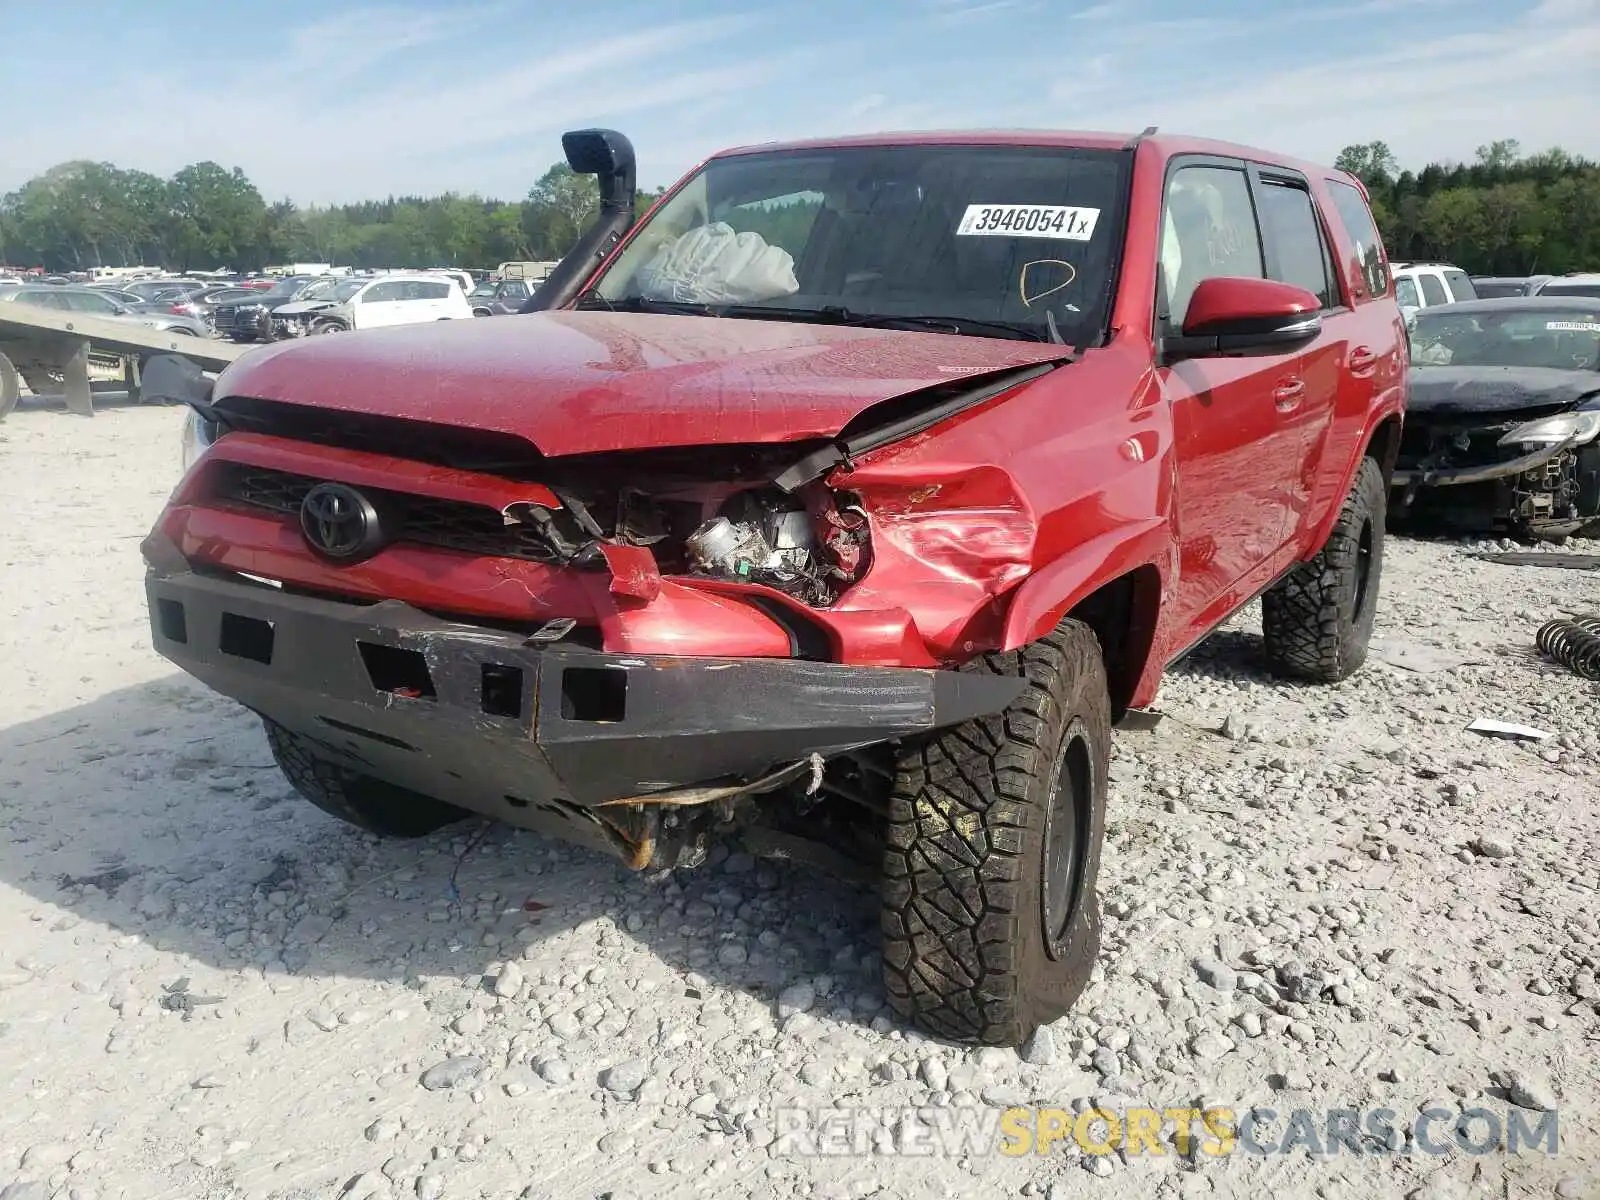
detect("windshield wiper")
[572,293,717,317]
[715,304,1054,343]
[575,296,1063,345]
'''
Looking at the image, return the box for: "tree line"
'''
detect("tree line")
[3,139,1596,276]
[0,160,662,274]
[1335,139,1599,276]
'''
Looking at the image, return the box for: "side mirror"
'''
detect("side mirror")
[1164,277,1323,363]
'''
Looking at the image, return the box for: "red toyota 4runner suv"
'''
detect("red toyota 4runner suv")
[142,127,1406,1046]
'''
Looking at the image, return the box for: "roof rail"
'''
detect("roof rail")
[1122,125,1158,151]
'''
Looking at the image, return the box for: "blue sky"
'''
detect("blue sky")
[3,0,1597,205]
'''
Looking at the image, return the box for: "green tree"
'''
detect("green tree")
[1335,141,1399,191]
[168,162,272,270]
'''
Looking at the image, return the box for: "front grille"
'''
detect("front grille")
[213,464,567,562]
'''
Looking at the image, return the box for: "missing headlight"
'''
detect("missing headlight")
[684,488,866,606]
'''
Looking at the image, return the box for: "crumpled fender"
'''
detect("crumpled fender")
[999,516,1173,650]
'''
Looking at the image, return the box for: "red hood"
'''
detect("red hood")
[214,310,1070,456]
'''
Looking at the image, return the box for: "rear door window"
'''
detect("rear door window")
[1419,273,1449,306]
[1257,178,1336,308]
[1444,270,1477,302]
[1325,179,1389,301]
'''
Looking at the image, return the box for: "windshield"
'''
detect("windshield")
[584,144,1129,344]
[1411,307,1600,370]
[1539,282,1600,299]
[255,279,305,302]
[470,283,498,297]
[311,279,366,302]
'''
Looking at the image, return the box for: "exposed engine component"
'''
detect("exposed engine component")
[684,489,867,605]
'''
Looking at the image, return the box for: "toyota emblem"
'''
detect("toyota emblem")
[299,482,384,561]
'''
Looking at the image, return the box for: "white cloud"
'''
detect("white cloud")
[0,0,1594,203]
[1061,1,1600,168]
[926,0,1045,25]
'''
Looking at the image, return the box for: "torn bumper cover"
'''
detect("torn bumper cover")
[1390,435,1577,489]
[143,561,1023,855]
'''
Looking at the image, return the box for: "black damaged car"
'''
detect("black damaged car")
[1391,297,1600,540]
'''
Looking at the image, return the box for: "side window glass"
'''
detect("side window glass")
[1419,273,1448,306]
[365,281,397,303]
[1394,277,1420,308]
[1326,180,1389,299]
[418,281,449,300]
[1257,179,1334,308]
[1160,165,1264,327]
[1444,270,1477,302]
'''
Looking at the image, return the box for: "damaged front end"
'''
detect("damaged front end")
[144,355,1060,874]
[1391,407,1600,539]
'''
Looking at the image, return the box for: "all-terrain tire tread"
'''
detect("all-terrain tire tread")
[1261,456,1386,683]
[881,620,1108,1045]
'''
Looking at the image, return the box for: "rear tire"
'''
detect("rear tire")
[263,718,468,837]
[1261,456,1386,682]
[881,619,1109,1045]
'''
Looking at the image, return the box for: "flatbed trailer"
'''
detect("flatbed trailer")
[0,305,251,419]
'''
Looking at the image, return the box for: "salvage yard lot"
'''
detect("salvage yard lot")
[1,404,1596,1200]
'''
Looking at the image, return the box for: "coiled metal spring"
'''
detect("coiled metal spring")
[1536,613,1600,680]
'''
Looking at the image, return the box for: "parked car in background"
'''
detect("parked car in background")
[1534,273,1600,300]
[270,273,473,336]
[468,277,534,315]
[119,278,206,303]
[144,124,1407,1048]
[1469,275,1552,299]
[85,285,152,306]
[211,275,332,342]
[159,286,271,329]
[0,285,210,336]
[1391,296,1600,540]
[421,269,474,296]
[1392,262,1477,317]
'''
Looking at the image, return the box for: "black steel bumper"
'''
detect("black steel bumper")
[143,566,1023,828]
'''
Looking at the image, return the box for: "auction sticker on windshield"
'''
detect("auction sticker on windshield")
[957,204,1100,240]
[1545,321,1600,332]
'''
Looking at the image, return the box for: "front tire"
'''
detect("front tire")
[1261,456,1386,682]
[881,619,1109,1045]
[263,718,468,837]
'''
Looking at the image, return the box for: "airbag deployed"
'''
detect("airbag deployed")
[636,222,800,305]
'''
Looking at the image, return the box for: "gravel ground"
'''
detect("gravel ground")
[1,401,1596,1200]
